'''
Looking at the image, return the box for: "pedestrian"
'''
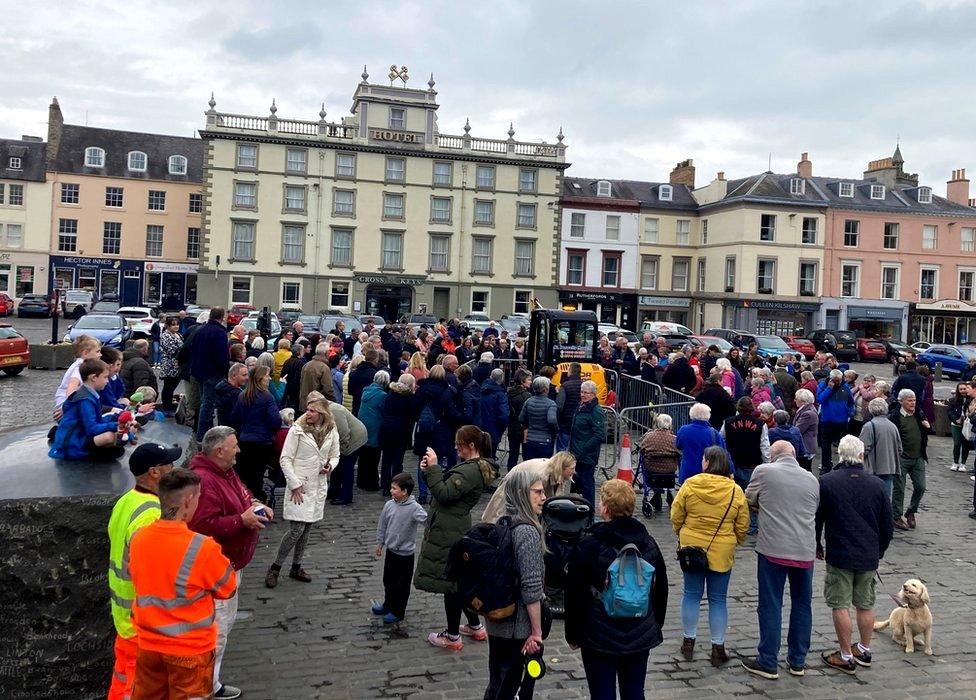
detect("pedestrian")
[189,426,270,700]
[106,443,180,700]
[379,374,419,493]
[307,392,367,506]
[791,389,819,471]
[298,342,336,410]
[566,479,669,700]
[767,410,804,459]
[816,435,893,675]
[519,376,558,460]
[890,361,925,407]
[568,380,606,506]
[214,363,248,428]
[715,357,739,397]
[266,395,339,587]
[413,365,459,499]
[695,374,736,429]
[888,389,929,530]
[129,467,239,700]
[456,363,482,426]
[482,467,547,700]
[372,473,429,624]
[357,370,390,492]
[722,397,771,512]
[269,337,291,403]
[121,339,158,398]
[670,446,749,667]
[158,317,183,413]
[229,365,282,503]
[917,365,936,425]
[741,442,819,680]
[663,350,696,394]
[947,382,973,472]
[555,363,583,451]
[637,413,680,517]
[416,426,496,651]
[49,358,127,461]
[504,369,532,471]
[247,336,265,359]
[773,358,797,413]
[480,368,509,458]
[482,452,576,523]
[675,403,726,484]
[859,397,902,499]
[407,351,428,381]
[817,369,854,474]
[192,308,232,443]
[281,342,306,410]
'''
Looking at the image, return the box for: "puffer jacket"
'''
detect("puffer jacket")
[458,379,482,426]
[279,418,340,522]
[507,384,531,436]
[230,390,282,444]
[358,382,387,448]
[121,349,157,397]
[670,473,749,572]
[49,385,120,459]
[414,457,495,594]
[519,394,557,444]
[555,378,582,432]
[568,399,606,468]
[479,379,509,438]
[565,516,668,654]
[379,382,418,449]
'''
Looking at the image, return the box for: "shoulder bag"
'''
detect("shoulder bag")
[676,486,735,574]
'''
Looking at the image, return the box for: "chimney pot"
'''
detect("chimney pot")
[947,168,971,205]
[717,171,725,180]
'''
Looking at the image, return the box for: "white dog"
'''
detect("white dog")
[873,578,933,655]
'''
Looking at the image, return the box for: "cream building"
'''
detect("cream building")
[198,68,567,320]
[0,136,51,300]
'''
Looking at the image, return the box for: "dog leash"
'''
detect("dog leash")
[888,592,908,608]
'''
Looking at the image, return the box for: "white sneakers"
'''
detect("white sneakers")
[950,462,965,471]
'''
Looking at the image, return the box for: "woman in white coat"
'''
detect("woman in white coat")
[265,395,340,587]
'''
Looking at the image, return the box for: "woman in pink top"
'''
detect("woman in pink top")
[750,377,772,414]
[715,358,737,396]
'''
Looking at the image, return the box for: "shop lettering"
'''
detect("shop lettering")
[370,129,421,143]
[356,274,425,286]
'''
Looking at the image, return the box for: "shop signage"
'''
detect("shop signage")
[915,298,976,312]
[49,255,123,269]
[369,129,423,144]
[560,290,615,302]
[144,261,198,274]
[638,296,690,308]
[847,305,904,320]
[355,273,426,286]
[0,253,9,261]
[734,299,819,312]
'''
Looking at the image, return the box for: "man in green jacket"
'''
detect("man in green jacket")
[569,380,606,506]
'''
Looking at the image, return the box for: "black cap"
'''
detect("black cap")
[128,443,183,476]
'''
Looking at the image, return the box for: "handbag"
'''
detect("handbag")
[676,486,736,574]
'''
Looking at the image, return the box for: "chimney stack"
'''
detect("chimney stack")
[797,152,813,178]
[669,159,695,188]
[46,97,63,167]
[947,168,970,206]
[717,171,725,180]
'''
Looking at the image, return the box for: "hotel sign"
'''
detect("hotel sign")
[355,273,426,286]
[369,129,423,144]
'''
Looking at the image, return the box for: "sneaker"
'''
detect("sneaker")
[741,658,779,680]
[459,624,487,641]
[893,517,910,531]
[821,650,856,675]
[371,602,387,615]
[850,644,872,667]
[214,685,242,699]
[382,612,401,624]
[971,476,975,482]
[427,631,463,651]
[788,664,805,677]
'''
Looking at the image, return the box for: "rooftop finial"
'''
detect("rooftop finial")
[463,117,471,135]
[428,72,436,89]
[389,64,409,87]
[270,98,277,115]
[208,92,216,110]
[557,126,564,143]
[507,122,515,139]
[319,102,327,120]
[361,65,369,83]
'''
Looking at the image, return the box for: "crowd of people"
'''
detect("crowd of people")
[50,311,966,698]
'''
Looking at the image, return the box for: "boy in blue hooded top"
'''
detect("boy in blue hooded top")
[50,358,126,461]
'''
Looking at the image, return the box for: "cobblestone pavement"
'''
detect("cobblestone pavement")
[221,435,976,699]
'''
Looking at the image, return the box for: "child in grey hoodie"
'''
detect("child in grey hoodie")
[373,472,428,623]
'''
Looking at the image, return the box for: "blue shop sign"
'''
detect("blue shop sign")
[847,305,903,321]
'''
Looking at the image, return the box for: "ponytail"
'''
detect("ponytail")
[455,424,492,457]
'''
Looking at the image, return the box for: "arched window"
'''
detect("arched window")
[659,184,673,201]
[596,180,612,197]
[168,155,188,175]
[127,151,147,172]
[84,146,105,167]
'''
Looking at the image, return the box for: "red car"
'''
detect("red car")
[0,293,13,317]
[227,304,255,326]
[781,335,816,359]
[857,338,888,362]
[0,323,29,375]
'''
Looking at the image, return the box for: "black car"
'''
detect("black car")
[277,307,303,325]
[881,339,915,362]
[703,328,755,348]
[296,314,323,335]
[807,329,858,360]
[17,294,53,318]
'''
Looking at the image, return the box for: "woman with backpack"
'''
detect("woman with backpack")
[566,479,669,700]
[670,446,749,667]
[415,426,497,652]
[478,466,548,700]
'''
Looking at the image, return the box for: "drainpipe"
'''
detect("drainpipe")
[313,151,325,307]
[457,164,468,316]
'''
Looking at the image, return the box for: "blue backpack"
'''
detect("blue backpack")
[601,543,654,618]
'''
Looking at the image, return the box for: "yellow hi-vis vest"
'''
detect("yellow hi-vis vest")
[107,489,161,638]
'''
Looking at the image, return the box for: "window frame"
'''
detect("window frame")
[513,238,536,277]
[147,190,166,212]
[432,161,453,187]
[6,184,23,206]
[329,280,350,309]
[102,221,122,255]
[60,182,80,205]
[922,224,937,250]
[145,224,164,258]
[8,156,22,170]
[471,289,490,314]
[389,107,406,130]
[918,187,932,204]
[870,183,886,200]
[962,227,976,252]
[84,147,105,168]
[285,148,308,175]
[335,152,357,179]
[127,151,147,172]
[329,227,354,268]
[801,217,817,245]
[332,188,356,218]
[838,182,854,198]
[790,178,805,195]
[696,258,706,292]
[430,195,453,224]
[601,251,622,288]
[569,212,585,238]
[233,180,258,210]
[168,155,188,175]
[471,236,494,275]
[597,180,612,197]
[280,279,302,307]
[427,234,451,273]
[473,199,495,227]
[658,184,673,201]
[880,264,900,300]
[58,218,78,252]
[759,214,776,242]
[186,227,200,260]
[230,275,253,306]
[843,219,859,247]
[188,192,202,214]
[384,156,406,184]
[513,290,532,315]
[380,231,404,271]
[4,223,23,248]
[798,260,818,295]
[382,192,405,221]
[476,165,496,191]
[518,168,538,194]
[516,202,537,230]
[724,256,736,291]
[959,269,976,303]
[676,219,691,245]
[840,261,861,298]
[671,258,690,292]
[605,214,620,240]
[640,256,658,290]
[643,217,659,244]
[566,248,586,286]
[280,223,306,265]
[105,186,124,208]
[230,220,256,262]
[883,222,899,250]
[919,266,938,301]
[756,258,776,293]
[235,143,258,170]
[282,184,307,214]
[701,219,709,245]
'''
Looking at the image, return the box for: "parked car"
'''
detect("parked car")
[402,313,438,326]
[881,339,915,362]
[16,294,53,318]
[277,307,303,326]
[499,314,530,335]
[660,333,698,352]
[359,315,387,329]
[0,323,29,375]
[642,320,694,336]
[117,307,157,339]
[463,313,493,333]
[63,313,132,349]
[599,323,640,348]
[703,328,756,348]
[227,304,255,326]
[0,293,12,317]
[185,304,206,317]
[692,335,734,353]
[917,344,976,378]
[62,289,95,319]
[911,341,932,352]
[241,311,282,338]
[780,335,816,359]
[92,300,121,313]
[296,314,324,335]
[755,335,793,360]
[857,338,889,362]
[807,329,858,360]
[318,313,363,336]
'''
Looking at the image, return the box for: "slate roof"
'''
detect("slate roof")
[808,176,976,217]
[51,125,203,183]
[0,137,47,182]
[562,177,698,210]
[713,172,829,207]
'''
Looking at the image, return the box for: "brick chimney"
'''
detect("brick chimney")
[46,97,63,167]
[797,152,812,178]
[947,168,970,205]
[669,159,695,188]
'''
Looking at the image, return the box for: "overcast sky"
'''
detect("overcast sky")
[4,0,975,191]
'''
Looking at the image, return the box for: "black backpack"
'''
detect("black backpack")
[447,516,528,621]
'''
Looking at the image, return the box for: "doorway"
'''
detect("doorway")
[433,287,450,320]
[365,284,413,322]
[122,270,140,306]
[100,270,120,299]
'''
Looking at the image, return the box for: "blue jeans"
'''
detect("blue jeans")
[195,376,221,441]
[571,463,596,507]
[756,554,813,670]
[556,430,570,452]
[522,440,553,461]
[876,473,895,501]
[335,449,361,503]
[681,569,731,645]
[151,340,161,364]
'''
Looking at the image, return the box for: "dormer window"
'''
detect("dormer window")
[870,184,886,200]
[85,147,105,168]
[790,178,805,195]
[838,182,854,198]
[8,157,21,170]
[918,187,932,204]
[659,184,673,201]
[127,151,147,172]
[389,107,406,130]
[168,155,187,175]
[596,180,612,197]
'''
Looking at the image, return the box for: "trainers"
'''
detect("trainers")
[371,602,387,615]
[382,612,401,624]
[427,631,463,651]
[850,644,872,667]
[214,685,242,699]
[893,517,910,531]
[741,658,779,680]
[788,664,805,677]
[821,650,856,675]
[459,624,487,641]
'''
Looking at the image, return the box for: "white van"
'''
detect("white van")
[640,320,694,336]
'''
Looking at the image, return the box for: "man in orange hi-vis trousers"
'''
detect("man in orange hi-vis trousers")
[129,467,237,699]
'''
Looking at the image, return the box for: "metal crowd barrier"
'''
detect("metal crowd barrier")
[616,374,695,411]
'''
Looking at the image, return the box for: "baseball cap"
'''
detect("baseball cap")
[128,442,183,476]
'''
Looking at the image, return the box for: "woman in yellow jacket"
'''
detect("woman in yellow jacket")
[670,445,749,667]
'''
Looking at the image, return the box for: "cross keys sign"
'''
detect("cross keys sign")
[389,64,409,86]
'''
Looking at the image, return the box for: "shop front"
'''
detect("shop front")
[49,255,143,306]
[355,272,426,322]
[143,261,198,310]
[0,250,48,299]
[909,299,976,344]
[638,295,691,330]
[819,298,908,341]
[559,289,638,329]
[724,299,820,336]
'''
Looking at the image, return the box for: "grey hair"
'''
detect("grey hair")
[315,342,329,356]
[898,388,916,402]
[398,373,416,390]
[689,403,712,421]
[829,369,843,381]
[531,376,550,394]
[228,362,245,378]
[838,434,865,462]
[758,401,775,416]
[257,352,275,371]
[251,336,265,350]
[581,380,598,394]
[794,388,814,405]
[502,467,546,553]
[773,410,790,426]
[373,370,390,389]
[653,413,672,430]
[751,377,765,388]
[490,368,506,384]
[202,426,236,455]
[868,397,889,416]
[716,358,731,372]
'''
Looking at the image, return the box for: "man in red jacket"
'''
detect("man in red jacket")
[189,425,272,699]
